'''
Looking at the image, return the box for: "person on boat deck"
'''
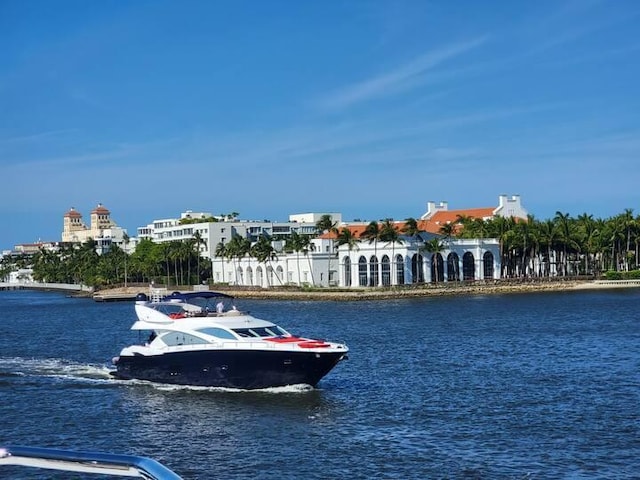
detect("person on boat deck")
[216,300,225,313]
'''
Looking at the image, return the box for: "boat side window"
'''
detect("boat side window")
[195,327,237,340]
[160,332,210,346]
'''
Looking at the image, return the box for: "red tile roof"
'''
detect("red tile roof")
[64,208,82,218]
[427,207,495,225]
[320,206,500,238]
[91,204,110,215]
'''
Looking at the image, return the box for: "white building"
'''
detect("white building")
[337,236,501,287]
[289,213,342,224]
[210,232,501,288]
[137,197,530,288]
[136,211,337,263]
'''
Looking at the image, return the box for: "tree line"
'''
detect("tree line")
[1,209,639,288]
[328,210,640,279]
[0,235,211,288]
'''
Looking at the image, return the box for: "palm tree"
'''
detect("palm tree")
[380,219,403,285]
[554,211,579,276]
[226,235,250,285]
[122,233,130,287]
[301,236,316,285]
[576,213,598,275]
[422,238,445,283]
[486,216,516,277]
[454,214,476,237]
[315,214,337,234]
[251,234,281,286]
[315,214,338,286]
[335,227,360,287]
[513,215,536,277]
[167,241,182,286]
[402,217,421,240]
[214,241,228,283]
[336,227,359,251]
[360,221,381,286]
[437,222,457,280]
[193,231,206,283]
[620,208,635,271]
[438,222,456,242]
[284,231,308,286]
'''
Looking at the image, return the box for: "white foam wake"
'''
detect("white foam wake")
[137,381,314,394]
[0,356,114,382]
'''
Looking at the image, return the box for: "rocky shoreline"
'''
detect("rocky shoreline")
[92,279,640,302]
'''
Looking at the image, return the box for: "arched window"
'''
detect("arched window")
[236,267,244,285]
[246,267,253,286]
[431,253,444,283]
[463,252,475,281]
[483,251,494,279]
[369,255,379,287]
[447,253,460,281]
[256,266,263,287]
[411,254,425,283]
[381,255,391,286]
[343,256,352,286]
[358,256,368,286]
[395,254,405,285]
[276,266,284,285]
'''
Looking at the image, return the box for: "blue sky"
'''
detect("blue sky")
[1,0,639,250]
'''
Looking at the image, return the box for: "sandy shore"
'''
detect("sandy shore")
[93,279,640,301]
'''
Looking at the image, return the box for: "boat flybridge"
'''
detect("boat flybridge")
[111,290,348,389]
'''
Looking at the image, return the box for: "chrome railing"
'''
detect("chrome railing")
[0,446,182,479]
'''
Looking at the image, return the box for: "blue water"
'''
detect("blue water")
[1,289,639,479]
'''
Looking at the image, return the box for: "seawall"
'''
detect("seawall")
[91,279,640,302]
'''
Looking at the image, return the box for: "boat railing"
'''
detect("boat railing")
[0,445,182,479]
[150,287,168,303]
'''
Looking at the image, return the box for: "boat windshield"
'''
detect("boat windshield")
[232,325,288,338]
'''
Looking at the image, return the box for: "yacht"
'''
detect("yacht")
[111,290,348,389]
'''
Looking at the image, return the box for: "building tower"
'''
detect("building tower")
[62,207,88,242]
[90,203,115,236]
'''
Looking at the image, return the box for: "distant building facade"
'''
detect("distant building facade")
[136,211,330,263]
[209,230,501,288]
[62,204,129,254]
[207,195,529,288]
[3,194,528,286]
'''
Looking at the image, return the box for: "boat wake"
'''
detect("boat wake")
[125,380,315,394]
[0,356,114,383]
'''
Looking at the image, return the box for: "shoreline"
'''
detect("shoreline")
[92,279,640,302]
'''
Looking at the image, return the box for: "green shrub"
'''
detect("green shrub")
[626,270,640,279]
[604,270,640,280]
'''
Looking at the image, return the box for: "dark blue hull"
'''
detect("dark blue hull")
[113,349,346,389]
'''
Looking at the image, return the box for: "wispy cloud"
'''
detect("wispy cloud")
[523,0,640,55]
[0,129,78,146]
[315,36,488,111]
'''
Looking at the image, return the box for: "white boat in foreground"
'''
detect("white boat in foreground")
[111,291,349,389]
[0,445,181,479]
